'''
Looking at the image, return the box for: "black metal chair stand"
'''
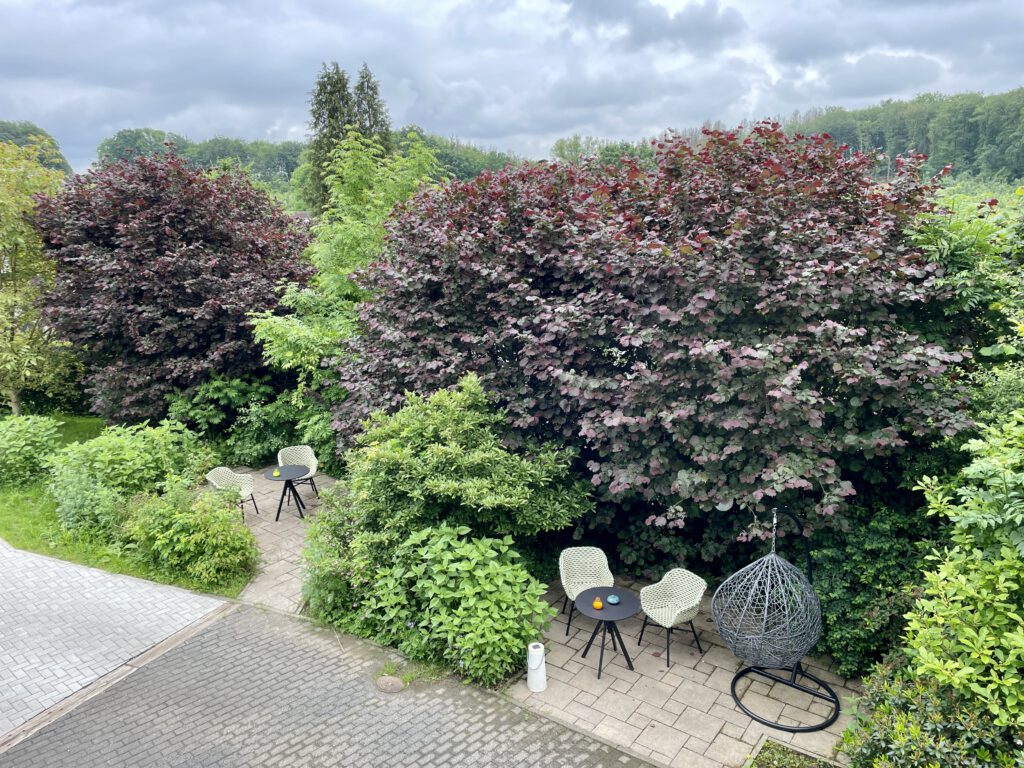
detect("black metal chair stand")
[730,662,840,733]
[637,615,703,668]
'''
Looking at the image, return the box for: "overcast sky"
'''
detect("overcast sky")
[2,0,1023,170]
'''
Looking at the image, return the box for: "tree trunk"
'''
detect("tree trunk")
[8,388,21,416]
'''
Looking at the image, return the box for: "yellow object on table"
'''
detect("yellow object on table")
[592,597,603,610]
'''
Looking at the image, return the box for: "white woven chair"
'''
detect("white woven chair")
[206,467,259,518]
[558,546,614,637]
[638,568,707,666]
[276,445,319,497]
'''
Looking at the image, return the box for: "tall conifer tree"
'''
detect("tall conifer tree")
[304,62,392,214]
[353,63,392,154]
[305,63,355,214]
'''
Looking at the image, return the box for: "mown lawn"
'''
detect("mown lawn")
[0,414,249,598]
[53,412,105,444]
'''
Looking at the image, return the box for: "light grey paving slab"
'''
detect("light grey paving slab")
[508,580,853,766]
[232,466,335,614]
[0,539,223,740]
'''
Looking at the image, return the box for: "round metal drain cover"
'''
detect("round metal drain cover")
[376,675,404,693]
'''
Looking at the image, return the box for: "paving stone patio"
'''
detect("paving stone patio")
[507,577,860,768]
[232,465,335,613]
[0,606,656,768]
[0,539,223,742]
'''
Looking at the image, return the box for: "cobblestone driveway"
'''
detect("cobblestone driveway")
[0,607,654,767]
[0,540,223,740]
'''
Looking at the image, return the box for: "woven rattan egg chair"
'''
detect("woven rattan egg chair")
[711,508,840,733]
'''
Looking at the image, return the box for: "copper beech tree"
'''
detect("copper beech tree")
[327,124,969,544]
[36,153,312,421]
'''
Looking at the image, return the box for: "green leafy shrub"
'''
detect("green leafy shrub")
[126,480,258,587]
[303,492,361,627]
[0,415,61,486]
[968,362,1024,427]
[345,373,592,542]
[306,375,590,601]
[810,505,937,678]
[843,408,1024,763]
[841,662,1024,767]
[903,543,1024,726]
[221,394,302,466]
[47,470,127,535]
[166,374,275,435]
[304,376,587,680]
[918,412,1024,555]
[358,524,554,686]
[48,421,214,532]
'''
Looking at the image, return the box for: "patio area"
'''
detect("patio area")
[230,465,335,614]
[507,577,860,768]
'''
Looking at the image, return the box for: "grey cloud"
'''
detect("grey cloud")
[567,0,747,53]
[821,53,943,100]
[1,0,1022,170]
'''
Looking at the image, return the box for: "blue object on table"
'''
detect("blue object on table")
[606,594,620,605]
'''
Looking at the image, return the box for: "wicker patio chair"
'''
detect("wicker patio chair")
[276,445,319,497]
[638,568,707,667]
[206,466,259,518]
[558,546,614,637]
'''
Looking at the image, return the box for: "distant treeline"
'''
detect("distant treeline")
[787,88,1024,181]
[96,128,305,187]
[95,126,521,191]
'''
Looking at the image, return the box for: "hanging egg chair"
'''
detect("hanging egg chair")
[711,509,840,733]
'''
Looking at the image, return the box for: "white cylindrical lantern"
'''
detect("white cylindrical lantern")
[526,641,547,692]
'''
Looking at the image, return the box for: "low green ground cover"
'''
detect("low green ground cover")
[750,741,832,767]
[0,414,254,597]
[0,482,250,597]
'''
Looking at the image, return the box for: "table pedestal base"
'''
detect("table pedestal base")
[274,480,306,521]
[581,619,634,679]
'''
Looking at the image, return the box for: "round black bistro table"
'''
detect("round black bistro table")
[575,587,640,679]
[264,464,309,521]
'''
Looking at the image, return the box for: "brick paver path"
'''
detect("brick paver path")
[235,466,334,613]
[507,579,860,767]
[0,539,223,740]
[0,606,655,768]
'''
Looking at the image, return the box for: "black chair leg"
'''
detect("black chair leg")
[638,615,649,645]
[565,601,575,636]
[560,596,567,614]
[310,477,319,497]
[666,627,672,668]
[250,494,259,515]
[689,620,703,654]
